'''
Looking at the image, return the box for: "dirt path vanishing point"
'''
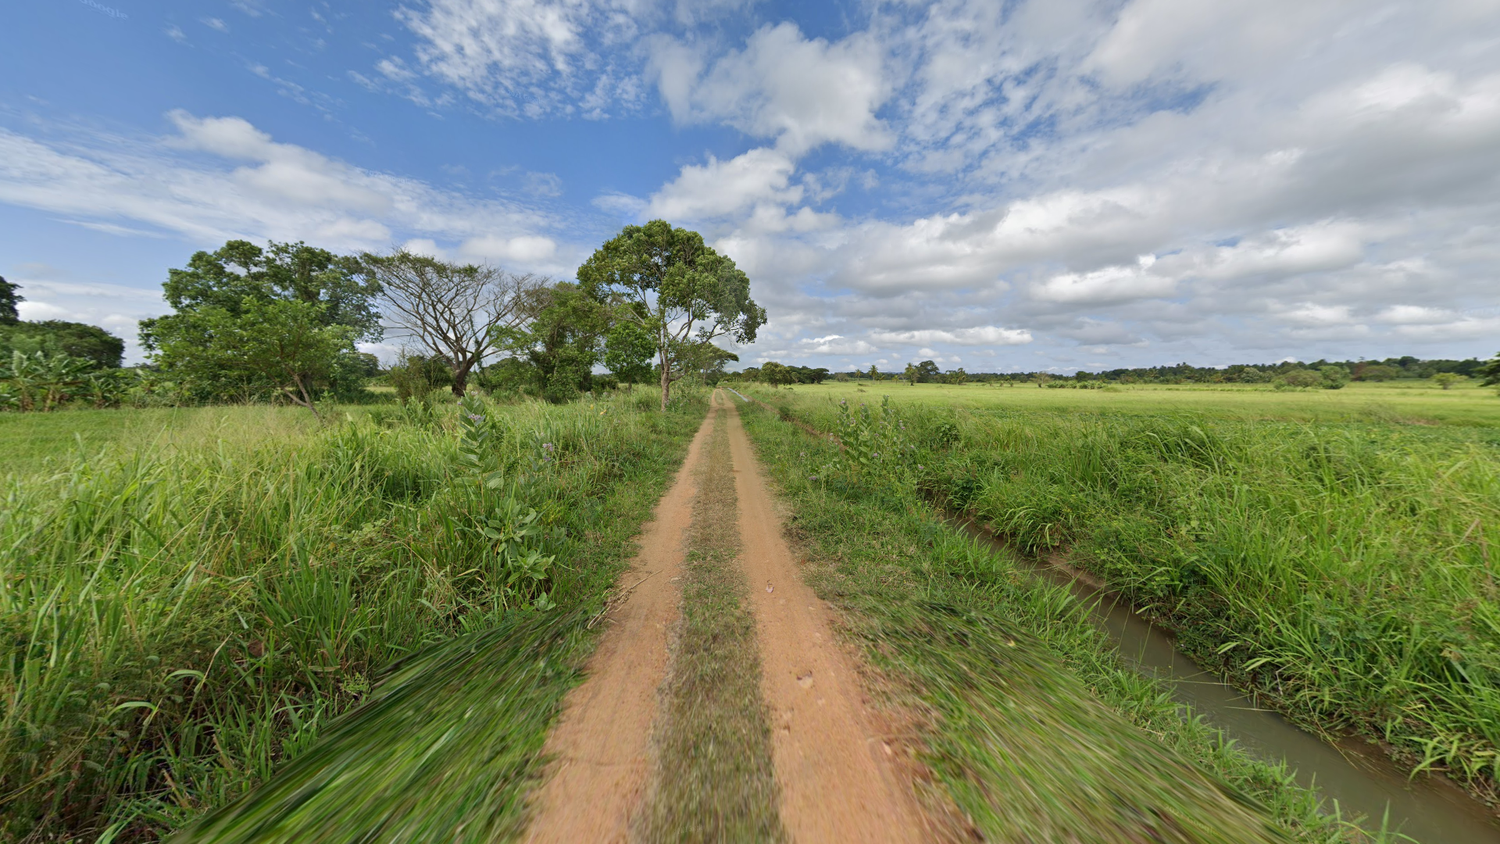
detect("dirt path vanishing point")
[526,393,930,843]
[724,397,931,844]
[524,402,718,844]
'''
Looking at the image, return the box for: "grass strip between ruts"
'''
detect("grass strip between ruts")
[736,398,1377,844]
[638,408,788,843]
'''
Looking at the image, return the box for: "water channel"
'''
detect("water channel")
[958,521,1500,843]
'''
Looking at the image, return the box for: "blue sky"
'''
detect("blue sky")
[3,0,1499,371]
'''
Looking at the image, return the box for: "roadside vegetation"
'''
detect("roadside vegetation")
[6,219,1497,843]
[746,382,1500,823]
[733,394,1358,842]
[0,219,763,842]
[0,385,705,842]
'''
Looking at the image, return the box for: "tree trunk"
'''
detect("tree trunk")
[659,356,671,412]
[452,360,472,398]
[290,373,321,421]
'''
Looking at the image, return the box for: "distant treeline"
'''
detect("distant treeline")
[730,356,1497,388]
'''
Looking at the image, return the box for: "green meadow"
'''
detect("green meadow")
[791,379,1499,426]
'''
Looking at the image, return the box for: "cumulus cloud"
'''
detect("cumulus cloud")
[0,112,573,273]
[651,22,892,154]
[647,147,801,220]
[13,0,1500,373]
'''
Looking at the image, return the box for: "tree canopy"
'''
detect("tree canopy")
[140,240,380,405]
[602,312,655,386]
[1481,353,1500,387]
[0,276,19,324]
[492,282,610,403]
[0,320,123,369]
[577,220,765,410]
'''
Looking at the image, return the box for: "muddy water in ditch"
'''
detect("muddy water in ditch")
[957,523,1500,843]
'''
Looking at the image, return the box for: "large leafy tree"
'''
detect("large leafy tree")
[0,320,124,369]
[602,315,655,387]
[577,220,766,410]
[679,342,739,385]
[492,282,611,403]
[1481,352,1500,387]
[140,240,380,404]
[203,299,355,418]
[0,275,19,324]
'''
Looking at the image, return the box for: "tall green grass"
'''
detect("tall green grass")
[734,398,1353,842]
[759,389,1500,802]
[0,389,705,841]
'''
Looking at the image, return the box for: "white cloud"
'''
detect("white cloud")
[8,277,168,364]
[650,23,892,154]
[871,326,1033,347]
[395,0,647,116]
[798,334,877,355]
[458,234,559,263]
[1033,261,1175,305]
[1375,305,1455,325]
[1085,0,1349,87]
[647,147,801,220]
[0,112,573,274]
[13,0,1500,373]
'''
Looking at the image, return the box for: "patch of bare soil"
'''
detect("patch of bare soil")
[523,404,718,844]
[723,400,935,844]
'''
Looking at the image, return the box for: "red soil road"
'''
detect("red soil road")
[526,394,932,842]
[523,403,718,844]
[724,397,931,843]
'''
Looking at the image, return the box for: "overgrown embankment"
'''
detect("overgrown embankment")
[935,411,1499,800]
[752,386,1500,823]
[736,396,1343,843]
[0,389,705,842]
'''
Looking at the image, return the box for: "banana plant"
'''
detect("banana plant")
[39,352,93,410]
[0,350,92,411]
[0,349,44,411]
[83,368,127,409]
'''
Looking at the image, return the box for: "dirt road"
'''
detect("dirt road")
[724,398,929,843]
[524,393,928,842]
[524,402,718,843]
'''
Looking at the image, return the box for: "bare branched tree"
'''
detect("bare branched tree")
[359,250,541,396]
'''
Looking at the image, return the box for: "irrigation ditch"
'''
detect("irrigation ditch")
[745,388,1500,842]
[951,516,1500,844]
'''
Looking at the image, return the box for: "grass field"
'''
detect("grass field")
[0,406,327,478]
[0,391,705,842]
[5,380,1493,841]
[793,379,1500,426]
[748,381,1500,810]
